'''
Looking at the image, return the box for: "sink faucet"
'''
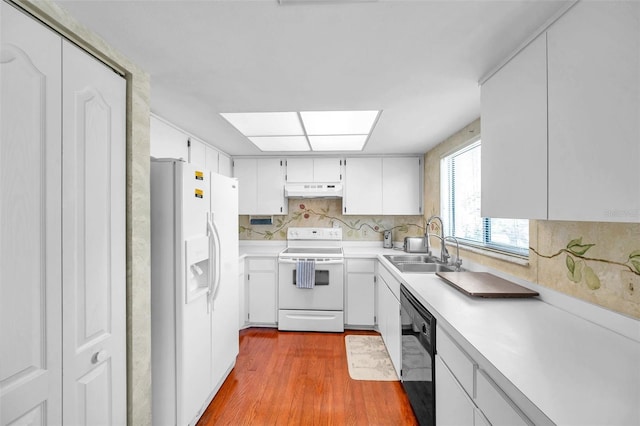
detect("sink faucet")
[444,236,463,271]
[426,215,448,263]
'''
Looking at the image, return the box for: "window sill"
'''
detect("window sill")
[457,243,530,267]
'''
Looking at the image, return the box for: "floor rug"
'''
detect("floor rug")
[345,335,399,381]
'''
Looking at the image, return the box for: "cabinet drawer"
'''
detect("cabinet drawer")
[476,369,531,426]
[378,264,399,300]
[248,258,276,271]
[347,258,375,273]
[436,326,476,398]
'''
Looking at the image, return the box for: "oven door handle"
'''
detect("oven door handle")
[278,258,344,265]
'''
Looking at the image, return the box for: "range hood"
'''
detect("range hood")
[284,183,343,198]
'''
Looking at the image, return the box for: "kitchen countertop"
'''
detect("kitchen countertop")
[377,255,640,426]
[239,241,640,424]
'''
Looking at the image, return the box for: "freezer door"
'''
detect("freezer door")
[178,162,214,425]
[182,163,211,304]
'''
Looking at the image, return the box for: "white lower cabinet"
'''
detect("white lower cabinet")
[475,369,530,426]
[435,355,474,426]
[238,258,246,328]
[345,259,376,327]
[436,325,532,426]
[377,264,401,378]
[246,257,278,325]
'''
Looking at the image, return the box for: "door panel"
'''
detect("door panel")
[62,39,126,425]
[0,3,62,424]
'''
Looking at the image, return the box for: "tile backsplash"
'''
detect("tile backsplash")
[239,199,424,242]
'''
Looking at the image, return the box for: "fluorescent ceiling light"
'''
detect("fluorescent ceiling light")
[220,110,380,152]
[220,112,302,136]
[308,135,368,151]
[248,136,310,152]
[301,110,379,135]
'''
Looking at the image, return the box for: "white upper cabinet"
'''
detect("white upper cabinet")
[546,1,640,222]
[188,137,207,169]
[481,35,548,220]
[481,1,640,223]
[344,156,422,215]
[150,115,189,160]
[234,158,287,215]
[151,115,232,176]
[218,153,233,177]
[205,145,219,173]
[344,157,383,215]
[382,157,422,215]
[286,157,342,182]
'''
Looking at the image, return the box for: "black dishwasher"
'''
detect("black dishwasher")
[400,284,436,426]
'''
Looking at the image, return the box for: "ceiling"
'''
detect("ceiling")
[55,0,571,157]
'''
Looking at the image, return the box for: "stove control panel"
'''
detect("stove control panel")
[287,227,342,241]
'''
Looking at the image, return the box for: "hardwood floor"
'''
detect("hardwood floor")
[197,328,418,426]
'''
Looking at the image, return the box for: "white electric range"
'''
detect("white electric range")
[277,227,344,332]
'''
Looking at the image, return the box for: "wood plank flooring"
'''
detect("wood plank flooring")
[197,328,418,426]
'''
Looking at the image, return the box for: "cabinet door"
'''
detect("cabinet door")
[476,369,530,426]
[379,279,401,378]
[481,34,548,220]
[189,138,207,169]
[346,274,375,326]
[435,355,475,426]
[239,260,247,327]
[218,153,233,177]
[382,157,422,215]
[547,1,640,222]
[286,158,314,182]
[205,145,219,173]
[248,271,277,324]
[314,158,342,182]
[1,4,63,424]
[344,157,382,215]
[62,40,126,425]
[233,158,258,214]
[256,159,287,215]
[150,115,189,160]
[286,157,341,182]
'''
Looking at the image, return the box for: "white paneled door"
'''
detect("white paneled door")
[1,3,63,424]
[1,4,126,425]
[61,40,126,425]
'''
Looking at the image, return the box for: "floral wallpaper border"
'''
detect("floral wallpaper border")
[239,199,424,241]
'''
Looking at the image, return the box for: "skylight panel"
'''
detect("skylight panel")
[308,135,368,151]
[220,112,302,136]
[300,110,379,135]
[248,136,310,152]
[220,110,380,152]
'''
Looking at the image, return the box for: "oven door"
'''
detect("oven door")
[278,259,344,310]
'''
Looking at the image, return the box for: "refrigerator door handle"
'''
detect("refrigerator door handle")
[206,213,216,312]
[210,215,222,303]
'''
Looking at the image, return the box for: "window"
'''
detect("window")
[441,139,529,257]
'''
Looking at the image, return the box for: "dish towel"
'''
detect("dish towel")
[296,259,316,289]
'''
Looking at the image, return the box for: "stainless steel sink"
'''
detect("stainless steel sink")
[383,254,438,264]
[395,263,457,273]
[383,254,460,273]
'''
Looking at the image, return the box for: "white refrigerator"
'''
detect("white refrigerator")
[151,159,239,426]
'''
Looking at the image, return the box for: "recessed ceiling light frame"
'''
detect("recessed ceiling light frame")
[220,110,381,153]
